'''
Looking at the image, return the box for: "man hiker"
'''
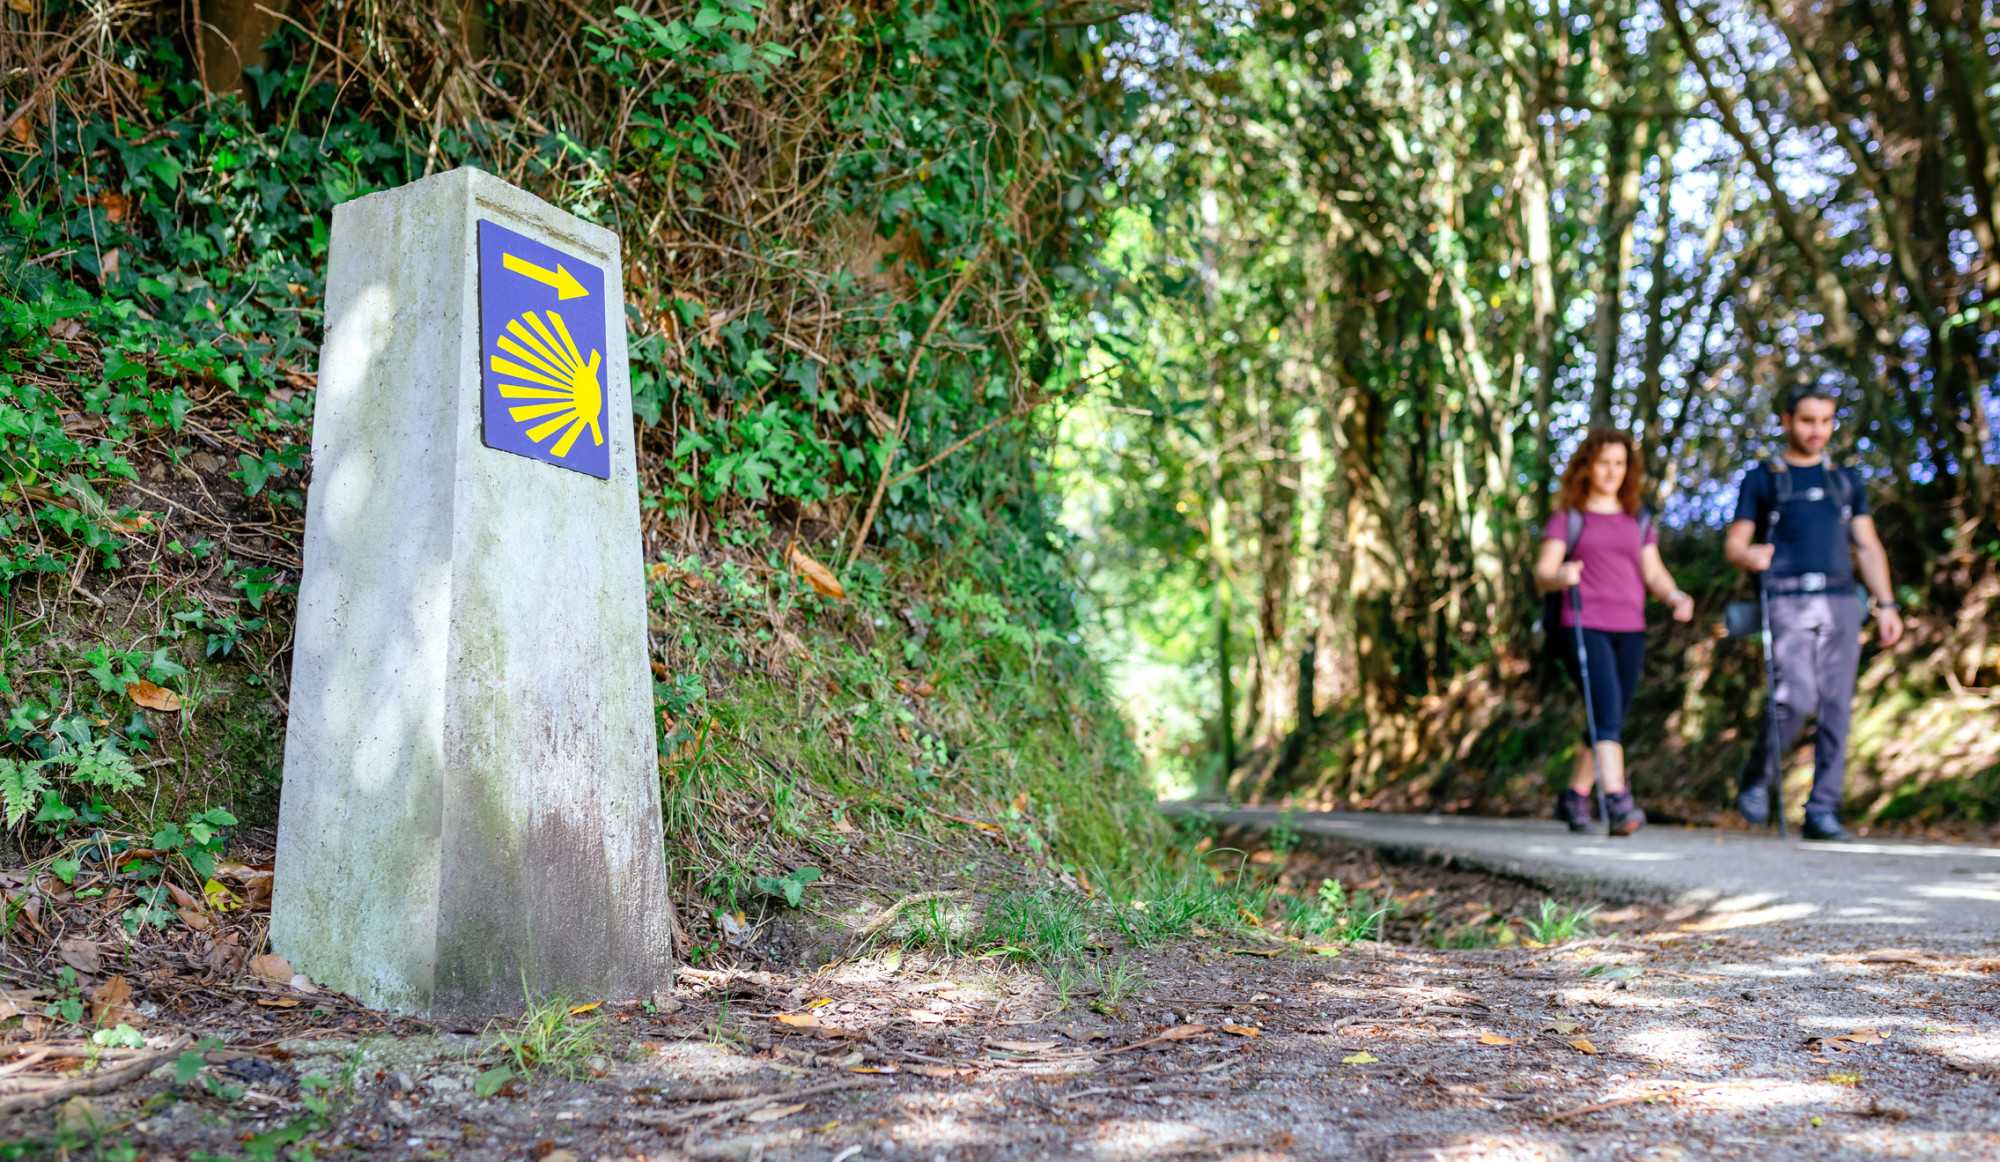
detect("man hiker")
[1724,384,1905,841]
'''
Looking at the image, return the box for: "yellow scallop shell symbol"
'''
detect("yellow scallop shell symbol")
[489,309,604,458]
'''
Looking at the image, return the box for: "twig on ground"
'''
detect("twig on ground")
[846,891,965,951]
[0,1038,190,1119]
[660,1076,888,1130]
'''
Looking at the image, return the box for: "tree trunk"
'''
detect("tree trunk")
[190,0,292,95]
[1589,115,1654,429]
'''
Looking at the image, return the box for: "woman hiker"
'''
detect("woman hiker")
[1533,430,1696,836]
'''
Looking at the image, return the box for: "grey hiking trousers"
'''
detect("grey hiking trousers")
[1742,591,1865,816]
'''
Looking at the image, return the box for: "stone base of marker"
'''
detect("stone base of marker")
[271,167,674,1017]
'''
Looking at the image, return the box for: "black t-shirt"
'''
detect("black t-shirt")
[1731,461,1869,581]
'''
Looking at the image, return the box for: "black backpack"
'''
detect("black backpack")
[1762,457,1855,545]
[1539,507,1654,645]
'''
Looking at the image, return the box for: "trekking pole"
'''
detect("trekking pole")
[1568,585,1611,838]
[1758,574,1786,838]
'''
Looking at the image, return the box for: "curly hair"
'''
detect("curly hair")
[1555,429,1644,515]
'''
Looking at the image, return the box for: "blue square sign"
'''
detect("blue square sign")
[477,220,612,479]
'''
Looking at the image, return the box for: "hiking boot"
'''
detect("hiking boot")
[1802,813,1852,842]
[1555,789,1592,834]
[1605,792,1645,837]
[1736,785,1772,826]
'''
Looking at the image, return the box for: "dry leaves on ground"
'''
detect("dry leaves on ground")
[789,544,845,599]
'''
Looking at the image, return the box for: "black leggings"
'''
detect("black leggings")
[1557,628,1645,745]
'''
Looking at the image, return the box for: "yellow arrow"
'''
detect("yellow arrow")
[501,252,589,300]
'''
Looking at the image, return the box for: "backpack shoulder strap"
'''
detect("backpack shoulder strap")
[1769,458,1793,506]
[1761,459,1791,542]
[1824,458,1857,540]
[1824,458,1853,516]
[1564,509,1584,555]
[1636,506,1654,543]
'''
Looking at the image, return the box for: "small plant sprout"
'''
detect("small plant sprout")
[1522,899,1598,946]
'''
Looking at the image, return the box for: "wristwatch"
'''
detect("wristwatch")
[1871,598,1899,612]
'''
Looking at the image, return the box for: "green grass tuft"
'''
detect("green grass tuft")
[1521,899,1597,945]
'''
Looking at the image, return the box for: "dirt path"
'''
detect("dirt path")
[5,836,1999,1160]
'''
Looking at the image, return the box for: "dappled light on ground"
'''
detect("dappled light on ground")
[14,825,2000,1158]
[1085,1119,1212,1158]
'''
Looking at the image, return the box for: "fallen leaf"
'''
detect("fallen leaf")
[99,248,120,282]
[1221,1024,1261,1038]
[474,1065,515,1098]
[1809,1028,1888,1052]
[988,1039,1058,1053]
[1157,1024,1209,1041]
[746,1103,807,1123]
[1342,1051,1379,1065]
[1479,1032,1516,1046]
[568,1001,602,1016]
[58,938,102,975]
[1828,1072,1862,1087]
[1582,965,1644,982]
[250,953,293,985]
[848,1065,897,1074]
[109,513,153,534]
[789,543,845,599]
[907,1064,976,1079]
[255,996,302,1009]
[202,879,241,912]
[177,908,212,931]
[128,680,182,712]
[89,976,136,1028]
[774,1012,857,1038]
[1544,1018,1584,1036]
[1569,1038,1599,1055]
[903,1010,947,1025]
[0,987,46,1020]
[204,933,247,975]
[8,892,44,938]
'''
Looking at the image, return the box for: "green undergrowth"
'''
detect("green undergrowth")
[1,6,1162,964]
[869,812,1406,1004]
[641,536,1168,955]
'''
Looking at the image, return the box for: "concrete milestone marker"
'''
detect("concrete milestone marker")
[273,167,673,1017]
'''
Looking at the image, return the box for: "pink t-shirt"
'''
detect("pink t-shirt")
[1543,510,1657,632]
